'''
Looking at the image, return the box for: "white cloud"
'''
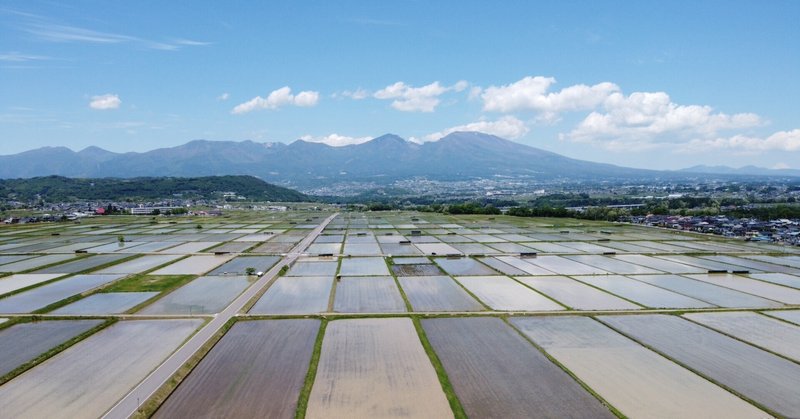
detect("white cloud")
[468,86,483,101]
[89,94,121,110]
[300,133,373,147]
[0,52,50,62]
[681,129,800,153]
[374,81,445,112]
[28,23,134,44]
[293,90,320,107]
[24,22,209,51]
[232,86,320,114]
[341,88,369,100]
[421,116,529,142]
[773,162,791,170]
[217,92,229,101]
[373,80,467,112]
[481,76,619,113]
[564,91,763,150]
[171,38,213,46]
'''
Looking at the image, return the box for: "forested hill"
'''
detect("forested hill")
[0,175,309,202]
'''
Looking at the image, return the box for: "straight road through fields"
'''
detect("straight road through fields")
[103,213,338,419]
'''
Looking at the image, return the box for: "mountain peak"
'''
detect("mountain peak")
[438,131,508,144]
[288,138,332,149]
[78,145,114,155]
[369,133,407,145]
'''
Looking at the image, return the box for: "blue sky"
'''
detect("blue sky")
[1,0,798,170]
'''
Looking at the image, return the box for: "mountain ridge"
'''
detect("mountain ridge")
[2,132,797,185]
[0,175,309,202]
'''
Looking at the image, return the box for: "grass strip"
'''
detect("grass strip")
[294,318,327,419]
[103,274,196,293]
[502,316,626,418]
[0,318,115,386]
[134,317,232,418]
[386,257,413,312]
[598,315,779,417]
[411,317,467,419]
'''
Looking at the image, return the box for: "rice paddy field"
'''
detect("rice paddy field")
[1,210,800,417]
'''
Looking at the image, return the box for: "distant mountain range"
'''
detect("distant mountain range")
[1,132,797,186]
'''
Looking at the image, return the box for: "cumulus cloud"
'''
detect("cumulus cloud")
[89,93,121,110]
[681,129,800,153]
[232,86,319,114]
[293,90,320,107]
[373,80,468,112]
[217,92,229,101]
[452,80,469,92]
[563,91,762,149]
[419,116,529,142]
[300,133,373,147]
[481,76,619,114]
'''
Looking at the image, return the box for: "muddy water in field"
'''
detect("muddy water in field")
[0,319,202,419]
[52,292,157,315]
[0,274,63,296]
[250,276,332,314]
[207,255,280,275]
[511,316,767,419]
[433,257,498,276]
[399,276,483,311]
[425,317,615,419]
[684,311,800,362]
[600,314,800,417]
[0,319,104,376]
[150,255,234,275]
[575,275,712,308]
[307,318,453,419]
[517,276,640,310]
[686,273,800,304]
[338,257,390,276]
[0,254,76,273]
[139,275,252,314]
[565,255,663,274]
[0,274,124,313]
[630,274,782,308]
[33,254,129,274]
[333,276,406,313]
[765,309,800,325]
[96,254,182,274]
[390,263,442,276]
[155,320,319,419]
[455,276,564,311]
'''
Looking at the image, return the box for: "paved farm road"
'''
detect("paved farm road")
[103,213,338,419]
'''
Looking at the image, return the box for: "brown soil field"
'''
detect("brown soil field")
[155,319,320,418]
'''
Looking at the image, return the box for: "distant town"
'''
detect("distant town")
[3,176,798,246]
